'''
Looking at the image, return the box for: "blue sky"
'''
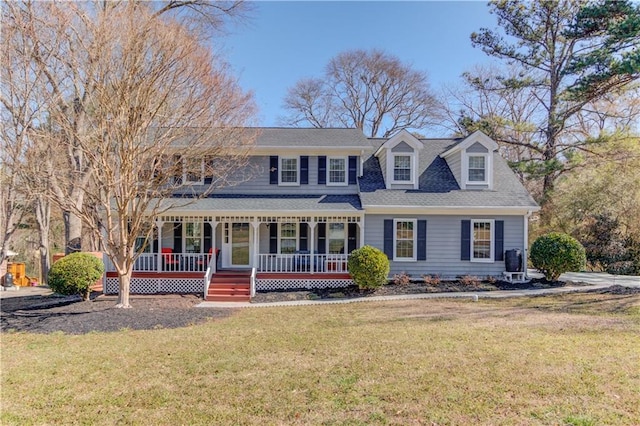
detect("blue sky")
[222,1,498,131]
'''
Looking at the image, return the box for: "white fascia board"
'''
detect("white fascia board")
[362,205,540,215]
[374,129,423,157]
[440,130,499,158]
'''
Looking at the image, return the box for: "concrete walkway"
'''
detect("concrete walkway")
[196,271,639,309]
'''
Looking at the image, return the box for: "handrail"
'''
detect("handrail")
[203,249,217,297]
[250,267,256,298]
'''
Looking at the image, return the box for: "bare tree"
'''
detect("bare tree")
[3,1,252,256]
[281,49,440,137]
[0,1,52,266]
[28,2,257,308]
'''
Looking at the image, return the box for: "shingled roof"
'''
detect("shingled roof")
[359,138,539,209]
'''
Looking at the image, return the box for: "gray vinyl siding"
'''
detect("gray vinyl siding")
[211,155,359,195]
[444,153,461,187]
[391,141,414,152]
[467,142,489,153]
[377,149,388,186]
[364,214,524,278]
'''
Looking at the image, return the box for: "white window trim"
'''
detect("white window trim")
[183,222,204,253]
[462,152,492,188]
[278,222,299,254]
[183,157,205,185]
[327,222,347,254]
[393,218,417,262]
[279,156,300,186]
[388,153,417,187]
[470,219,494,263]
[326,156,348,186]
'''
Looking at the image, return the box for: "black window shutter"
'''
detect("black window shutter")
[300,156,309,185]
[348,156,357,184]
[269,223,278,254]
[173,223,182,252]
[204,223,212,252]
[495,220,504,261]
[317,223,326,254]
[348,223,357,253]
[204,156,213,185]
[173,155,183,185]
[461,220,471,261]
[269,156,278,185]
[299,223,308,251]
[318,156,326,185]
[417,220,427,261]
[384,219,394,260]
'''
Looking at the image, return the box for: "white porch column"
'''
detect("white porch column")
[156,219,164,273]
[309,221,316,274]
[358,217,365,248]
[251,220,260,270]
[210,221,217,272]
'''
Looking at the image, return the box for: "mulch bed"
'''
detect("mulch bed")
[251,278,590,303]
[1,293,234,335]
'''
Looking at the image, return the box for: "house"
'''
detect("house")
[103,128,539,301]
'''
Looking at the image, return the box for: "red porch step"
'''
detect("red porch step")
[206,271,251,302]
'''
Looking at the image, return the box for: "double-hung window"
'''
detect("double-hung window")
[472,220,493,261]
[184,222,202,253]
[184,157,204,184]
[280,223,297,254]
[393,155,412,182]
[468,155,486,183]
[394,219,416,260]
[328,157,347,185]
[280,157,299,185]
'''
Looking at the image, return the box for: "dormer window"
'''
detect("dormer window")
[468,155,487,182]
[393,155,412,182]
[462,151,492,188]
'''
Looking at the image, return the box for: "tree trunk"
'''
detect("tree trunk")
[34,197,51,285]
[64,211,83,254]
[116,270,132,308]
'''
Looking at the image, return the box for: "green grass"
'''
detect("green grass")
[2,292,640,425]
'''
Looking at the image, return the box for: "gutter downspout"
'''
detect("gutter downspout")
[524,210,532,279]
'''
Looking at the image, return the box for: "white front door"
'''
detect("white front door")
[222,223,251,268]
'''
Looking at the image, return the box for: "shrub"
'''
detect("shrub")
[460,275,480,286]
[485,275,497,284]
[48,253,104,301]
[606,261,639,276]
[347,245,390,290]
[530,232,586,281]
[422,274,441,286]
[392,272,411,286]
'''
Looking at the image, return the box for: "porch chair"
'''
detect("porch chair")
[161,248,180,271]
[196,248,219,270]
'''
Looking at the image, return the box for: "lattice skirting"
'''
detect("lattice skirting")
[105,277,203,294]
[256,279,353,291]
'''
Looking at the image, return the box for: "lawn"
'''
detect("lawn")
[2,292,639,425]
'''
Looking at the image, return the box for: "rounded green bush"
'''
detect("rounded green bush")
[347,245,390,290]
[530,232,586,281]
[48,253,104,300]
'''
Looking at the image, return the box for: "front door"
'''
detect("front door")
[231,223,251,267]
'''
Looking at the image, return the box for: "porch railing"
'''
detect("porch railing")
[104,253,212,273]
[256,253,349,274]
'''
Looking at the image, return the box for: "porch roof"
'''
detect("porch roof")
[161,194,362,214]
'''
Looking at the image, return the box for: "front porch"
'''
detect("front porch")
[104,213,362,295]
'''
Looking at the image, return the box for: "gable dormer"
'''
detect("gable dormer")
[374,129,422,190]
[440,130,498,190]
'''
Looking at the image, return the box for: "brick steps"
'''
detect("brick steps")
[205,271,252,302]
